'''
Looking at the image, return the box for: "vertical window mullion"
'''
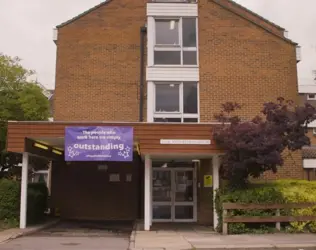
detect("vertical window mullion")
[180,82,184,122]
[153,83,157,113]
[179,18,183,65]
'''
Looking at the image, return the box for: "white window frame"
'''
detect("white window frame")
[153,17,198,67]
[307,94,316,100]
[153,82,199,123]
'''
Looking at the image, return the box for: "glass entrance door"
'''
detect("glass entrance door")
[152,167,196,222]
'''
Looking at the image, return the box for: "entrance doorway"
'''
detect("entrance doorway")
[152,165,197,222]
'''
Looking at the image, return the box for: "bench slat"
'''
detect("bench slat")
[224,215,316,223]
[223,203,316,210]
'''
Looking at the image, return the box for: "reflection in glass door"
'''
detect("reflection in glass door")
[152,170,172,221]
[174,170,195,221]
[152,167,196,222]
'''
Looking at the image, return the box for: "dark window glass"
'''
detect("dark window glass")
[182,18,196,47]
[183,82,198,114]
[183,51,197,65]
[155,19,179,45]
[154,118,182,123]
[175,206,194,219]
[154,51,181,65]
[183,118,198,123]
[155,84,180,112]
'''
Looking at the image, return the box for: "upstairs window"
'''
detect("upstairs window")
[308,94,316,100]
[154,18,197,66]
[154,82,199,123]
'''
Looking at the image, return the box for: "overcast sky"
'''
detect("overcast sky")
[0,0,315,89]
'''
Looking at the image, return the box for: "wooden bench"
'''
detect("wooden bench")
[222,202,316,234]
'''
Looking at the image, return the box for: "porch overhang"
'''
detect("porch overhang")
[7,121,223,158]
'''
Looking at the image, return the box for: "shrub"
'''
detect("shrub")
[216,180,316,234]
[27,183,48,224]
[0,179,20,221]
[0,180,48,226]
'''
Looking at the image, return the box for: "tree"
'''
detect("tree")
[213,98,316,188]
[0,53,50,179]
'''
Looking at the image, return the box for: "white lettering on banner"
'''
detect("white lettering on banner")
[160,139,211,145]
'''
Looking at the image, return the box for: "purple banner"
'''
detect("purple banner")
[65,126,133,162]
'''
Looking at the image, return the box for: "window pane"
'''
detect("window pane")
[175,206,194,219]
[183,82,198,114]
[154,51,181,65]
[153,205,172,220]
[183,118,198,123]
[155,19,179,45]
[155,84,180,112]
[182,18,196,47]
[183,51,197,65]
[154,118,182,123]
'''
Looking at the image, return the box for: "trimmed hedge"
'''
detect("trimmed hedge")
[0,179,20,221]
[0,179,48,226]
[215,180,316,234]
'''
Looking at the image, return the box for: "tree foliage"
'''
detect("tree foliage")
[0,53,50,178]
[213,98,316,188]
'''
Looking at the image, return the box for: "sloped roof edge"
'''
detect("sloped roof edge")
[56,0,113,28]
[212,0,297,45]
[224,0,285,31]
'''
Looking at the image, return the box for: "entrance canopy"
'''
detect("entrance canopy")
[6,121,223,158]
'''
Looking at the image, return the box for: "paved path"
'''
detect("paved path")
[131,223,316,250]
[1,235,130,250]
[0,220,132,250]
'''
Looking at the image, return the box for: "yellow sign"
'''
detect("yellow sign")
[204,175,213,188]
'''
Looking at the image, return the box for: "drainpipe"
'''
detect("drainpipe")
[139,26,147,122]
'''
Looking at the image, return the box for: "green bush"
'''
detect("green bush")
[0,180,48,227]
[0,179,20,221]
[216,180,316,234]
[27,183,48,224]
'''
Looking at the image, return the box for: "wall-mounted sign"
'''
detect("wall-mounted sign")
[204,175,213,188]
[160,139,211,145]
[65,126,133,162]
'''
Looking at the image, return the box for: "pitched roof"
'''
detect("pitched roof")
[211,0,297,45]
[56,0,296,45]
[223,0,285,31]
[56,0,112,28]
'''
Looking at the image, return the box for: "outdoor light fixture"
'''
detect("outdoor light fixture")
[52,149,63,155]
[33,143,49,150]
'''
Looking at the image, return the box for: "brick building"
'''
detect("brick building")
[298,72,316,180]
[6,0,303,231]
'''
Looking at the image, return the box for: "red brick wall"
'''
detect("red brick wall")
[54,0,302,182]
[54,0,147,121]
[213,0,285,37]
[198,0,298,121]
[198,0,302,179]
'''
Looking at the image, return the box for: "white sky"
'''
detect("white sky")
[0,0,315,89]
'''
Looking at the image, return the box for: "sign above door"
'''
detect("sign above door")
[160,139,211,145]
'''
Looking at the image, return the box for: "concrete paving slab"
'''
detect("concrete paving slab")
[1,235,130,250]
[0,219,59,244]
[132,223,316,250]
